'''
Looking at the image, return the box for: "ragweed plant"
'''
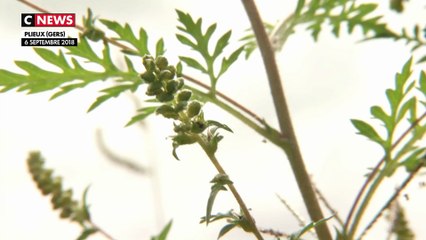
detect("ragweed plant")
[1,0,426,239]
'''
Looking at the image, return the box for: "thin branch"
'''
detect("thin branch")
[276,194,307,228]
[259,228,288,238]
[195,136,264,240]
[358,160,424,239]
[240,1,332,239]
[345,111,426,230]
[182,74,264,124]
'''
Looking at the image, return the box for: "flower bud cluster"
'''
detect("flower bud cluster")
[27,152,89,223]
[140,55,212,159]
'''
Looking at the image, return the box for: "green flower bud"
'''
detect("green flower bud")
[159,70,174,81]
[187,101,202,118]
[166,65,176,76]
[51,194,62,209]
[60,206,73,219]
[41,182,54,195]
[176,77,184,90]
[156,92,174,102]
[155,56,168,70]
[165,80,179,94]
[172,133,197,145]
[156,105,179,119]
[51,177,62,195]
[173,122,190,133]
[140,71,156,83]
[177,90,192,102]
[174,101,187,112]
[60,190,73,207]
[146,81,163,96]
[143,56,155,71]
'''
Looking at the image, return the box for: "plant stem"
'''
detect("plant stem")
[345,111,426,233]
[347,170,387,239]
[358,161,424,239]
[195,135,264,240]
[188,86,286,147]
[240,1,332,239]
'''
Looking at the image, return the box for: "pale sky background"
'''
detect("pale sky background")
[0,0,425,240]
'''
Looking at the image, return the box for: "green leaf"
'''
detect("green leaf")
[401,148,426,172]
[295,0,305,16]
[351,119,384,145]
[156,38,165,57]
[81,185,92,221]
[179,56,207,73]
[419,71,426,95]
[289,215,333,240]
[212,30,232,58]
[76,228,98,240]
[218,46,244,78]
[125,106,157,127]
[218,223,237,239]
[396,97,416,122]
[370,105,393,130]
[100,19,150,56]
[176,34,197,49]
[206,174,233,225]
[417,55,426,64]
[88,83,139,112]
[151,220,173,240]
[206,120,233,132]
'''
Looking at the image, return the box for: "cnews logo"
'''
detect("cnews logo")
[21,13,75,27]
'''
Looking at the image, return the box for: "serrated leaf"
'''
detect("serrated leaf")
[218,46,244,78]
[151,220,173,240]
[212,30,232,58]
[386,89,400,111]
[88,95,111,112]
[100,19,150,56]
[395,58,413,90]
[218,224,237,239]
[396,97,416,122]
[370,105,393,129]
[125,106,157,127]
[67,36,102,64]
[351,119,384,144]
[176,34,197,49]
[34,48,70,70]
[179,56,207,73]
[204,23,217,43]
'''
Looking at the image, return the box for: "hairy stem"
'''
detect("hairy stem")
[194,135,264,240]
[240,1,332,239]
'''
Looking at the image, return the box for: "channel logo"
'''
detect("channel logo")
[21,13,75,27]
